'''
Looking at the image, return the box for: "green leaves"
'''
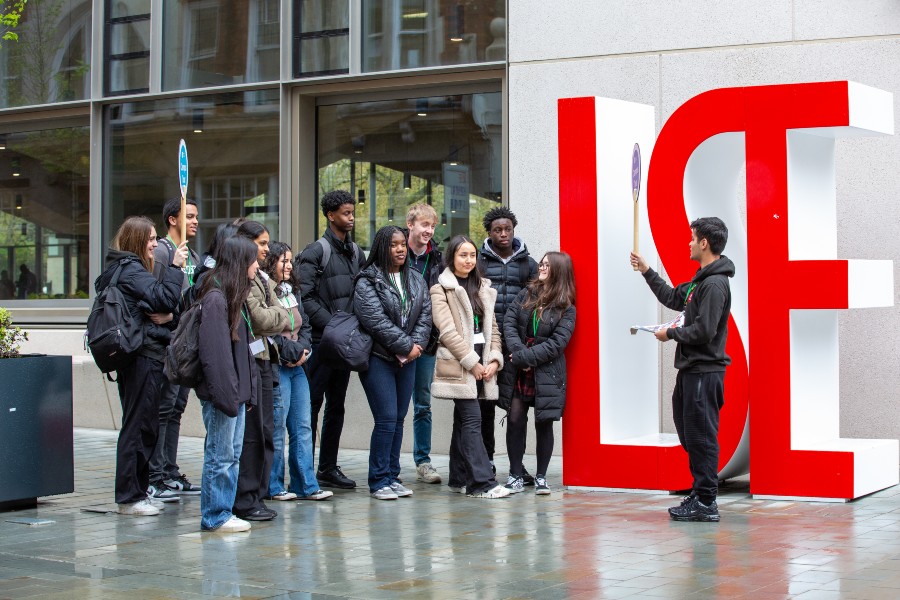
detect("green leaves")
[1,0,28,46]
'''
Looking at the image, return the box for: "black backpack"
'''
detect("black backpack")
[164,301,204,388]
[85,260,144,376]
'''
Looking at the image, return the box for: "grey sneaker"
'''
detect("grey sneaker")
[299,489,333,501]
[416,462,442,484]
[448,485,466,494]
[270,491,297,501]
[390,482,414,497]
[371,486,398,500]
[148,484,180,503]
[504,475,525,494]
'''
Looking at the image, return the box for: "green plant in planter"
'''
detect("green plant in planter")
[0,307,28,358]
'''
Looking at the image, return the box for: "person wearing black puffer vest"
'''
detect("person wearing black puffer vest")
[477,207,538,479]
[296,190,366,489]
[354,226,432,500]
[95,216,186,516]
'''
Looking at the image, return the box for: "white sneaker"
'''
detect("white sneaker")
[468,485,511,499]
[215,515,251,533]
[270,491,298,501]
[371,486,398,500]
[299,489,333,501]
[448,485,466,494]
[416,462,442,484]
[390,482,414,497]
[146,497,167,510]
[118,499,160,516]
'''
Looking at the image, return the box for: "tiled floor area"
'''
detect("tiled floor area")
[2,429,900,599]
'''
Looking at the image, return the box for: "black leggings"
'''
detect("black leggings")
[505,396,554,477]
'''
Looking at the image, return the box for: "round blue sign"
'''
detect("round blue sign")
[631,143,641,198]
[178,139,189,197]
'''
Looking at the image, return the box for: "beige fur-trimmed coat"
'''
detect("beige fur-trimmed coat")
[429,268,504,401]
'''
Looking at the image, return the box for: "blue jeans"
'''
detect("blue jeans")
[412,353,436,465]
[270,364,319,497]
[359,355,415,493]
[200,400,245,531]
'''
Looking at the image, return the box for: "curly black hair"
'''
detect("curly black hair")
[320,190,355,217]
[482,206,518,233]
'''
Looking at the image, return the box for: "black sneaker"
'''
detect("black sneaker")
[317,466,356,489]
[164,474,201,495]
[237,508,276,521]
[534,475,551,495]
[522,468,535,487]
[667,492,697,518]
[669,496,719,522]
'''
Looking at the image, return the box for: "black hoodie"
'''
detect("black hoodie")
[642,256,735,373]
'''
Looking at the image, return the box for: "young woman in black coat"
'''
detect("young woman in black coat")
[95,216,187,516]
[502,251,576,495]
[353,226,432,500]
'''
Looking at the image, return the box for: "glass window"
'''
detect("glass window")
[104,90,280,255]
[162,0,281,91]
[361,0,505,73]
[0,126,91,300]
[293,0,349,77]
[0,0,92,108]
[105,0,151,95]
[316,92,503,249]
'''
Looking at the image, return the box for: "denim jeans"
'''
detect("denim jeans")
[411,353,436,465]
[359,355,415,492]
[270,364,319,497]
[200,400,246,531]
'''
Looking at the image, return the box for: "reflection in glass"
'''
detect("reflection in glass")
[163,0,281,91]
[106,0,150,94]
[105,91,280,253]
[317,92,503,249]
[0,127,91,300]
[0,0,92,108]
[362,0,505,73]
[294,0,349,77]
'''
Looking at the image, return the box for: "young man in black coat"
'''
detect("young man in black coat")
[296,190,366,489]
[149,198,202,501]
[477,206,538,480]
[631,217,734,523]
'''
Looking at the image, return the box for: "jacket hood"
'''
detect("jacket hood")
[103,248,140,269]
[693,255,736,283]
[96,249,142,292]
[437,266,492,292]
[481,237,528,261]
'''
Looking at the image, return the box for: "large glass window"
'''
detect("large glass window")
[0,0,92,108]
[162,0,281,91]
[105,0,151,95]
[317,92,502,249]
[0,126,91,300]
[104,90,280,254]
[362,0,505,73]
[293,0,350,78]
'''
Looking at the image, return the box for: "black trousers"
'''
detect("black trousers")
[306,343,352,472]
[234,358,274,514]
[672,370,725,504]
[149,380,190,483]
[479,400,495,460]
[449,400,498,494]
[115,355,165,504]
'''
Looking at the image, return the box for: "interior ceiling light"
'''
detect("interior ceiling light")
[403,12,427,19]
[416,99,428,117]
[357,189,366,204]
[11,158,20,177]
[193,109,204,133]
[450,4,465,42]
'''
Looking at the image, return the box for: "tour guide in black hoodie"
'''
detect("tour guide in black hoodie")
[631,216,734,523]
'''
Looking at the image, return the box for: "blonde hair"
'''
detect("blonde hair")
[406,203,438,226]
[112,216,155,273]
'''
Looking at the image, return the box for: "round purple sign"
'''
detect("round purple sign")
[632,143,641,199]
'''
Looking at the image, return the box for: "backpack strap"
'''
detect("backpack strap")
[316,238,332,275]
[109,258,131,288]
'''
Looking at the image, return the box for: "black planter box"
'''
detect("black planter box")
[0,355,74,509]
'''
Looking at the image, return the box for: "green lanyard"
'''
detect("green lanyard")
[409,251,429,277]
[474,315,480,331]
[167,235,193,286]
[240,308,255,339]
[279,296,295,331]
[532,309,540,337]
[388,272,408,313]
[684,283,697,306]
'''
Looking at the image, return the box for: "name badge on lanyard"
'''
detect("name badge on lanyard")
[473,332,486,345]
[249,338,266,355]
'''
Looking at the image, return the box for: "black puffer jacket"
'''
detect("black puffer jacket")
[501,288,576,422]
[297,228,366,342]
[95,249,183,361]
[479,237,538,323]
[353,265,432,363]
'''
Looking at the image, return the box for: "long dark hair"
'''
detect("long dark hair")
[235,220,268,242]
[445,234,484,317]
[112,216,155,272]
[205,223,238,262]
[262,240,297,296]
[197,237,258,341]
[364,225,407,273]
[524,252,576,314]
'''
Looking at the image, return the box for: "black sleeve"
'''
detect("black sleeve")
[121,263,183,314]
[198,294,240,417]
[642,268,692,312]
[353,277,414,356]
[297,242,332,331]
[297,300,313,352]
[517,306,577,367]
